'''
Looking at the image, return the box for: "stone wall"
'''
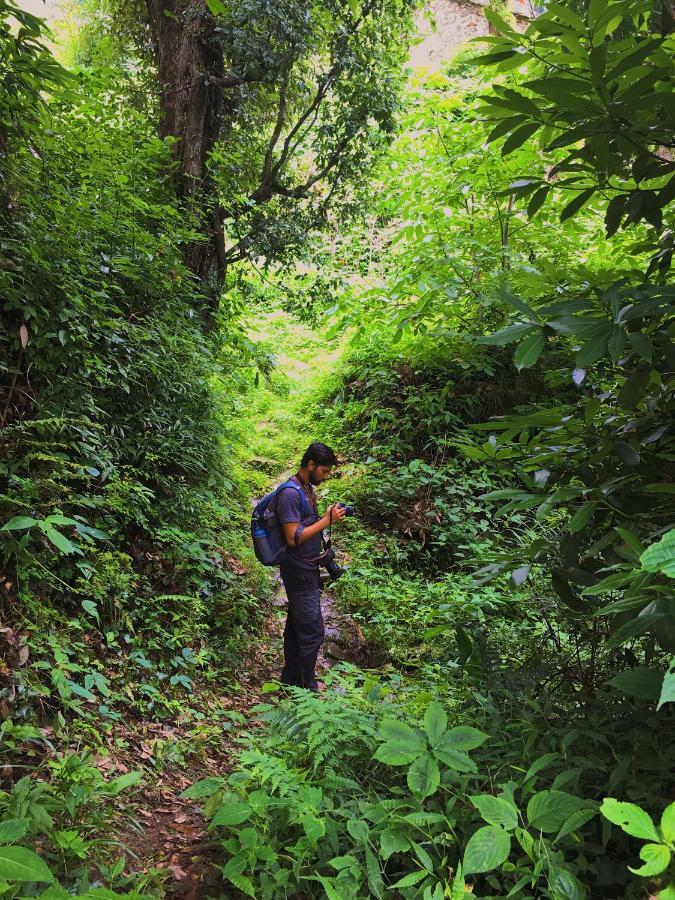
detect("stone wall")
[410,0,539,72]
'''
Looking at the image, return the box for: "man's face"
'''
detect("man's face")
[308,462,333,485]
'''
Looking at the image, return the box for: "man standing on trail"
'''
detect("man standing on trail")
[275,441,346,692]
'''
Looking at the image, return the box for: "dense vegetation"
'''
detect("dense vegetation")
[0,0,673,897]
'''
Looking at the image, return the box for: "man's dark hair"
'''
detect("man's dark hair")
[301,441,338,468]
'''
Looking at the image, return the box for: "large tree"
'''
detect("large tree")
[139,0,414,322]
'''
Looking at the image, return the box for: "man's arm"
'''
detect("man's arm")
[281,503,347,548]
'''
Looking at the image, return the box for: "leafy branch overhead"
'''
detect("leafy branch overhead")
[473,0,674,270]
[136,0,415,316]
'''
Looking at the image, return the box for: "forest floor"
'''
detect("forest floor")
[115,580,350,899]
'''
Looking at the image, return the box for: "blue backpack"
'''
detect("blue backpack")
[251,480,311,565]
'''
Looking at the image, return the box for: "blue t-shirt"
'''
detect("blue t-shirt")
[276,479,323,571]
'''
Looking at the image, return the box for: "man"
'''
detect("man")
[275,441,346,691]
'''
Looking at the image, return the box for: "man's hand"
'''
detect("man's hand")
[322,503,347,526]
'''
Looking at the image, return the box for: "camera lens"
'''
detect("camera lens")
[338,503,355,517]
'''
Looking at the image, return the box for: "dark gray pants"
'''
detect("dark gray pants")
[279,563,324,691]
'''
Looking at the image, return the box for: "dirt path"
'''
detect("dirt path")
[110,573,355,898]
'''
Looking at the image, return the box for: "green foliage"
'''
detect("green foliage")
[3,0,675,897]
[0,0,69,152]
[462,0,675,684]
[221,8,675,898]
[0,59,271,721]
[602,798,675,888]
[472,0,674,269]
[194,673,674,897]
[0,750,144,896]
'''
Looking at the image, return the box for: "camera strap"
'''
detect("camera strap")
[288,474,331,564]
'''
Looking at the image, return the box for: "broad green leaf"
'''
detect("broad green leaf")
[601,799,660,841]
[658,659,675,711]
[412,840,434,872]
[576,331,608,367]
[347,819,369,844]
[514,330,545,370]
[614,441,640,467]
[641,530,675,579]
[477,324,537,346]
[463,825,511,875]
[407,754,440,799]
[0,847,54,883]
[378,719,424,751]
[605,194,626,237]
[1,517,36,531]
[423,702,447,747]
[226,872,255,898]
[484,7,516,33]
[524,752,559,782]
[470,795,518,830]
[528,791,594,833]
[403,813,445,827]
[528,186,550,218]
[561,188,595,222]
[104,771,143,796]
[38,523,79,555]
[390,869,428,888]
[365,845,384,899]
[547,866,587,900]
[606,614,664,652]
[502,122,541,156]
[569,501,598,533]
[618,366,651,409]
[81,600,99,622]
[554,808,598,843]
[628,843,671,876]
[545,1,585,29]
[608,325,626,363]
[380,830,410,860]
[0,820,28,844]
[661,802,675,843]
[433,747,476,772]
[211,800,252,827]
[497,289,539,321]
[436,726,487,751]
[181,777,225,800]
[614,527,645,557]
[45,515,78,526]
[628,332,652,362]
[302,815,325,844]
[374,741,421,765]
[67,681,96,701]
[606,667,663,700]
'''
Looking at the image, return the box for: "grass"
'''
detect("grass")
[230,308,346,496]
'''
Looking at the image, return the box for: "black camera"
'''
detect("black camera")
[337,502,355,516]
[321,544,345,582]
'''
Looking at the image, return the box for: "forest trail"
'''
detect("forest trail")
[110,585,288,898]
[110,312,356,898]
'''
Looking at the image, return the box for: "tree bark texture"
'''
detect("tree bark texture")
[146,0,226,313]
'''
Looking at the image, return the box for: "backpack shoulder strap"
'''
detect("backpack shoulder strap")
[276,480,311,519]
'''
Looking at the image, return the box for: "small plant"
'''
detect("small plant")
[601,799,675,896]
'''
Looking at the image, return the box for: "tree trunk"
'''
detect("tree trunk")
[146,0,226,318]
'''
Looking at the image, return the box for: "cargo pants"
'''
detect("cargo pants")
[279,562,325,691]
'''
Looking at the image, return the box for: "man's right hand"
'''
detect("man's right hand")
[322,503,347,526]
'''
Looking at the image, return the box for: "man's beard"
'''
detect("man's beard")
[309,472,321,486]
